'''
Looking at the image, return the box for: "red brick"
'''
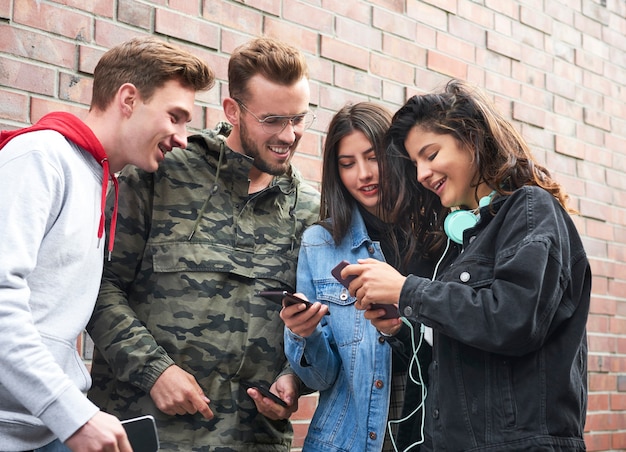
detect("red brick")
[369,0,404,14]
[382,34,426,66]
[293,153,322,187]
[584,432,612,451]
[476,47,513,78]
[587,392,610,411]
[0,24,76,69]
[0,89,28,122]
[334,65,381,98]
[588,352,611,372]
[202,2,263,36]
[447,16,485,47]
[588,334,617,355]
[520,5,553,33]
[0,0,10,19]
[426,50,468,79]
[51,0,114,17]
[458,1,494,28]
[336,16,382,53]
[486,30,522,61]
[610,393,626,410]
[320,36,369,71]
[370,53,415,86]
[59,72,92,106]
[284,1,333,35]
[321,0,370,23]
[93,20,146,49]
[373,7,416,40]
[436,31,476,62]
[155,8,220,49]
[117,0,152,30]
[78,45,105,75]
[14,1,92,41]
[170,0,200,16]
[407,2,447,31]
[512,101,546,128]
[30,96,88,123]
[583,107,611,132]
[263,18,318,56]
[419,0,457,14]
[555,135,585,159]
[0,56,56,96]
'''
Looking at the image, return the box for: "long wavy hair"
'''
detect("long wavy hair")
[382,79,574,254]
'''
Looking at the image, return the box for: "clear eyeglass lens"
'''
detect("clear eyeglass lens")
[261,113,316,134]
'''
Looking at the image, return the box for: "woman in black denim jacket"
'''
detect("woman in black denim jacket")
[342,79,591,451]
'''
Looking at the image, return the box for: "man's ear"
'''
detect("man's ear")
[223,97,240,125]
[117,83,139,118]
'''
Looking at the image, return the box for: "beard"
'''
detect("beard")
[239,119,298,176]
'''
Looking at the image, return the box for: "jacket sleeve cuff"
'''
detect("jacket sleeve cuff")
[398,274,431,319]
[39,383,100,443]
[139,354,176,392]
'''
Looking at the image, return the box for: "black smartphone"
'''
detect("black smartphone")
[121,415,159,452]
[331,260,356,289]
[370,303,401,319]
[258,290,330,315]
[240,380,288,407]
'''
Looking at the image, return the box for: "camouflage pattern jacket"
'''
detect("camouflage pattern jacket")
[87,123,320,451]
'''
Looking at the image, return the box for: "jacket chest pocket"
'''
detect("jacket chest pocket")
[443,256,494,289]
[315,281,364,346]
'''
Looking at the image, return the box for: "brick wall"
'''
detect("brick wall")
[1,0,625,450]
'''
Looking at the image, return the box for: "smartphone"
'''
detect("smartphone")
[332,261,399,319]
[258,290,330,315]
[370,303,401,319]
[331,260,356,289]
[240,380,288,407]
[121,415,159,452]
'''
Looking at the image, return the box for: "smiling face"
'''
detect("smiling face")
[404,126,490,209]
[236,75,311,177]
[124,78,196,172]
[337,130,380,216]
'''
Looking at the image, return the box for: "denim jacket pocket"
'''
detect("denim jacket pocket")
[315,280,364,346]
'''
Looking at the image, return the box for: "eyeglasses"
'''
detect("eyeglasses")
[234,99,316,135]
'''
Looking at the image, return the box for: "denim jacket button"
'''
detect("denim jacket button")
[368,245,375,254]
[375,379,384,389]
[340,291,348,301]
[459,271,470,282]
[369,431,377,440]
[378,336,386,344]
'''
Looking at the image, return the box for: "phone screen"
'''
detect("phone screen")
[121,415,159,452]
[240,381,288,407]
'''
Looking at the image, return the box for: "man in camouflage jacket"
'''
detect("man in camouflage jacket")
[87,37,320,451]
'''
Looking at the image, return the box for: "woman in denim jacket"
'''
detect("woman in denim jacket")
[345,80,591,451]
[281,103,442,451]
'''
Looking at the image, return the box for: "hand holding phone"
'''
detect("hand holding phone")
[332,261,399,319]
[258,290,330,316]
[369,303,400,319]
[331,260,356,289]
[240,381,288,407]
[121,415,159,452]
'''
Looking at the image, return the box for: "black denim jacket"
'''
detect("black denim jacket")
[400,186,591,451]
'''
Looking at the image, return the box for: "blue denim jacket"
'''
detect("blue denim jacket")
[285,210,392,452]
